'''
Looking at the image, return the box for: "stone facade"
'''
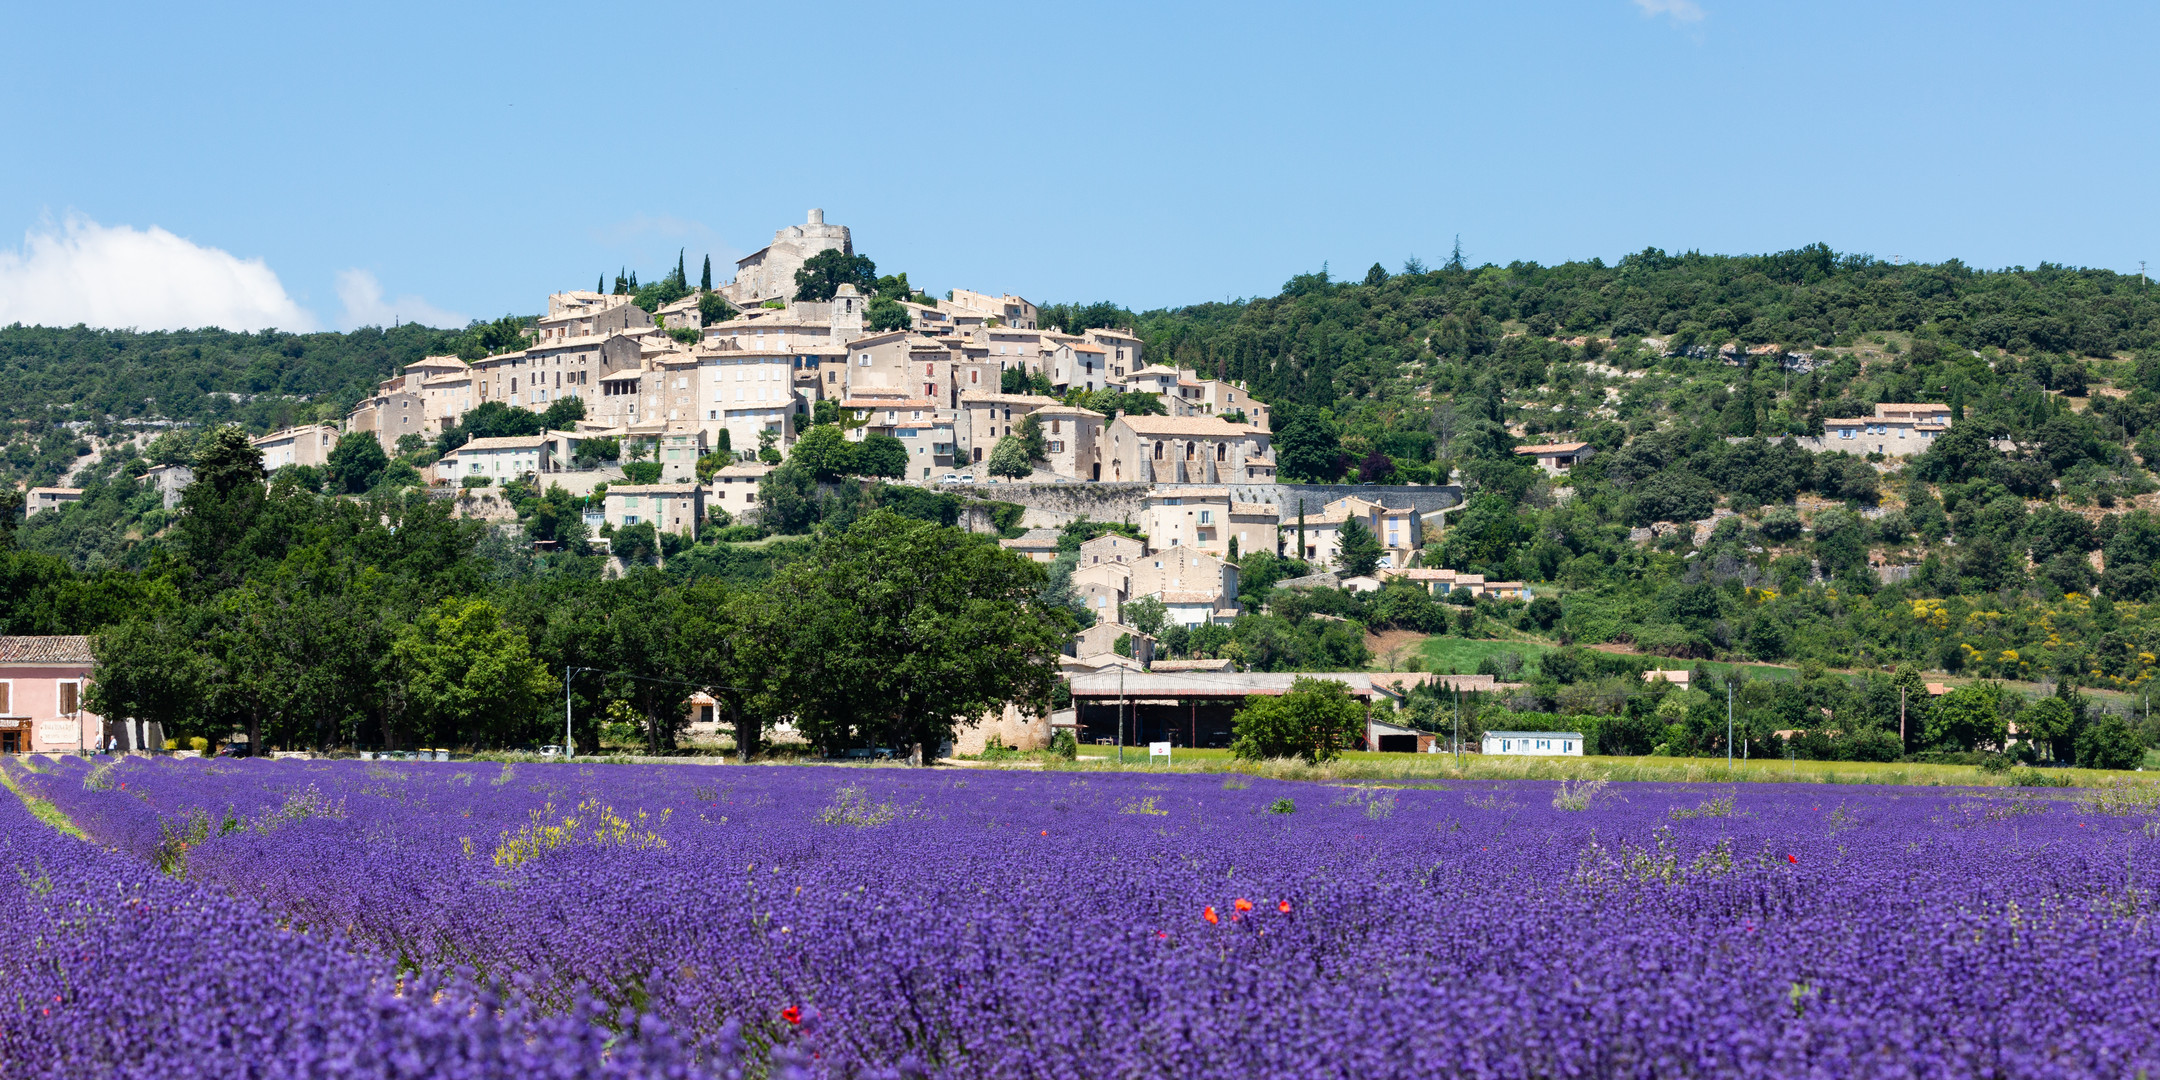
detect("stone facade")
[1103,414,1275,485]
[253,424,340,470]
[722,209,852,306]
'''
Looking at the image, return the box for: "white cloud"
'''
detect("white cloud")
[334,269,466,330]
[1633,0,1704,23]
[0,215,318,331]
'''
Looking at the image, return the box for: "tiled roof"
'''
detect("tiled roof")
[451,436,549,452]
[1114,414,1260,438]
[0,636,95,664]
[1515,442,1589,454]
[958,392,1061,406]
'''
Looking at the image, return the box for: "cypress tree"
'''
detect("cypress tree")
[597,274,605,294]
[701,255,712,292]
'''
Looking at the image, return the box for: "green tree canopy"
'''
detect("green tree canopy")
[789,425,859,483]
[325,434,388,495]
[793,250,877,302]
[1336,516,1383,576]
[765,511,1070,762]
[392,597,557,750]
[857,433,910,480]
[1230,676,1365,763]
[986,436,1032,479]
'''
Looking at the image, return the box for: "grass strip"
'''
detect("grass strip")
[0,760,89,841]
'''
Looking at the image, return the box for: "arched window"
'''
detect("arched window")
[1216,442,1227,461]
[1153,441,1164,460]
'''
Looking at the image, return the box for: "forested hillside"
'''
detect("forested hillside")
[1050,248,2160,754]
[9,244,2160,762]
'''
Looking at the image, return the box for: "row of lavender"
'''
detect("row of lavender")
[11,756,2160,1078]
[0,757,733,1078]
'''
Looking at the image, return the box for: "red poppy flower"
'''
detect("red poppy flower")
[1278,900,1292,913]
[781,1006,802,1025]
[1787,854,1798,864]
[1233,898,1253,912]
[1203,906,1219,925]
[1040,830,1047,835]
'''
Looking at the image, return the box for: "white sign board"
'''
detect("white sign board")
[37,720,76,746]
[1148,741,1172,759]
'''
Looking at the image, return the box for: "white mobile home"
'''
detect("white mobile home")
[1482,730,1584,756]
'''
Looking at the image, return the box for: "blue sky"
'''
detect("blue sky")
[2,0,2155,331]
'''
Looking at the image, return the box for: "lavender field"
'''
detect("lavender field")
[2,758,2157,1079]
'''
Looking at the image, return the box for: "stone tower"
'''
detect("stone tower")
[830,283,864,340]
[723,209,853,305]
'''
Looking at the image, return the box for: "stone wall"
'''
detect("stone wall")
[962,481,1465,531]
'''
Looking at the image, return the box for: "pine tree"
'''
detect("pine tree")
[700,255,712,292]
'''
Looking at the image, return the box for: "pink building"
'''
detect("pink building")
[0,637,100,754]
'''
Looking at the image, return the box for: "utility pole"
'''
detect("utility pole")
[564,667,578,760]
[1453,685,1461,768]
[1726,682,1734,769]
[1899,686,1907,748]
[1118,662,1126,765]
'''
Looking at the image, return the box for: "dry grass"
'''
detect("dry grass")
[1038,750,2152,789]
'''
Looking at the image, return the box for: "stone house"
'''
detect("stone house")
[697,347,801,451]
[1119,364,1182,397]
[0,636,100,754]
[605,483,706,539]
[1163,373,1270,428]
[655,295,702,331]
[136,464,193,510]
[956,392,1060,466]
[709,461,771,518]
[844,333,960,407]
[1120,545,1241,627]
[1514,441,1590,477]
[1049,340,1109,392]
[1380,567,1530,601]
[534,291,652,343]
[1142,487,1279,561]
[1035,405,1106,480]
[945,289,1038,330]
[1082,328,1143,378]
[252,424,340,471]
[1071,561,1132,625]
[997,528,1062,563]
[1103,414,1276,484]
[438,435,555,483]
[841,398,956,481]
[656,429,707,483]
[1071,621,1154,665]
[1078,533,1145,567]
[1817,403,1953,456]
[1285,495,1421,570]
[347,390,427,453]
[702,283,865,353]
[23,487,81,518]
